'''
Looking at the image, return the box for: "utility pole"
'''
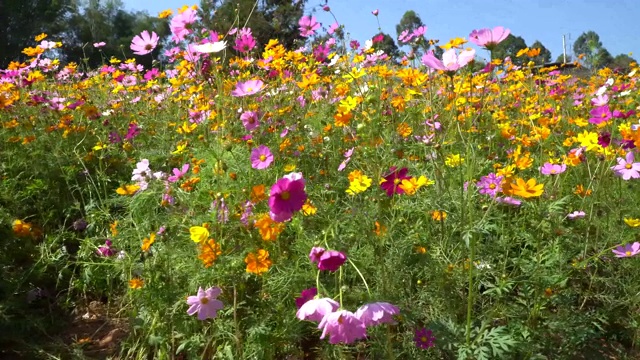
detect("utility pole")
[562,34,567,64]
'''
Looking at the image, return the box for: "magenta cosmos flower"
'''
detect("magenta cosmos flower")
[611,151,640,180]
[476,173,503,198]
[250,145,273,170]
[269,172,307,222]
[469,26,510,49]
[231,79,264,97]
[421,48,475,72]
[295,287,318,309]
[540,162,567,175]
[296,297,339,322]
[589,105,612,125]
[612,242,640,258]
[318,310,367,344]
[318,250,347,272]
[355,302,399,327]
[186,286,224,320]
[167,163,189,183]
[130,30,159,55]
[414,327,436,349]
[298,15,320,37]
[380,167,411,197]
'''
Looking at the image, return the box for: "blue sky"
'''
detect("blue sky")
[123,0,638,62]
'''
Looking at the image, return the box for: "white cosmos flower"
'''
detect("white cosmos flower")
[193,40,227,54]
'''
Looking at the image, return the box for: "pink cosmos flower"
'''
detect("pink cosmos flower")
[421,48,475,72]
[318,310,367,344]
[476,173,503,198]
[328,22,340,35]
[186,286,224,320]
[469,26,510,49]
[591,94,609,107]
[240,110,259,131]
[130,30,159,55]
[355,302,399,327]
[611,151,640,180]
[168,163,190,183]
[567,211,586,219]
[170,8,198,43]
[93,42,106,48]
[612,242,640,258]
[372,9,379,16]
[296,297,339,322]
[268,172,307,222]
[495,196,522,207]
[298,15,320,37]
[540,163,567,175]
[309,246,325,264]
[251,145,274,170]
[317,250,347,272]
[231,79,264,97]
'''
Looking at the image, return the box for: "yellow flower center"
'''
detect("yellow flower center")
[626,164,632,169]
[259,154,266,161]
[200,297,209,304]
[280,191,290,200]
[394,178,401,185]
[421,336,428,342]
[246,87,253,93]
[489,183,496,189]
[626,251,632,256]
[550,169,557,174]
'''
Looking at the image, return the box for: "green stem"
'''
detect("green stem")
[465,232,475,346]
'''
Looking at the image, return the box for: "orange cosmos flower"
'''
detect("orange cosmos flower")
[254,213,285,241]
[129,278,144,289]
[198,239,222,267]
[245,249,272,275]
[510,178,544,198]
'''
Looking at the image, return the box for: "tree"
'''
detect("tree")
[529,40,551,64]
[373,32,399,60]
[0,0,74,67]
[63,0,170,68]
[492,34,527,64]
[610,53,636,72]
[395,10,430,59]
[201,0,306,55]
[573,31,613,70]
[555,54,573,63]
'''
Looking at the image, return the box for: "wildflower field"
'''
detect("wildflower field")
[3,4,640,360]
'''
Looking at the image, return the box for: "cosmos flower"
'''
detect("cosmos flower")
[421,48,475,72]
[268,172,307,222]
[469,26,510,49]
[612,242,640,258]
[611,151,640,180]
[250,145,274,170]
[186,286,224,320]
[355,302,400,327]
[130,30,159,56]
[318,310,367,344]
[231,79,264,97]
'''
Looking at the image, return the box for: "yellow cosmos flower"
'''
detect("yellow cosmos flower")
[190,226,210,243]
[624,218,640,227]
[445,154,464,167]
[116,184,140,196]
